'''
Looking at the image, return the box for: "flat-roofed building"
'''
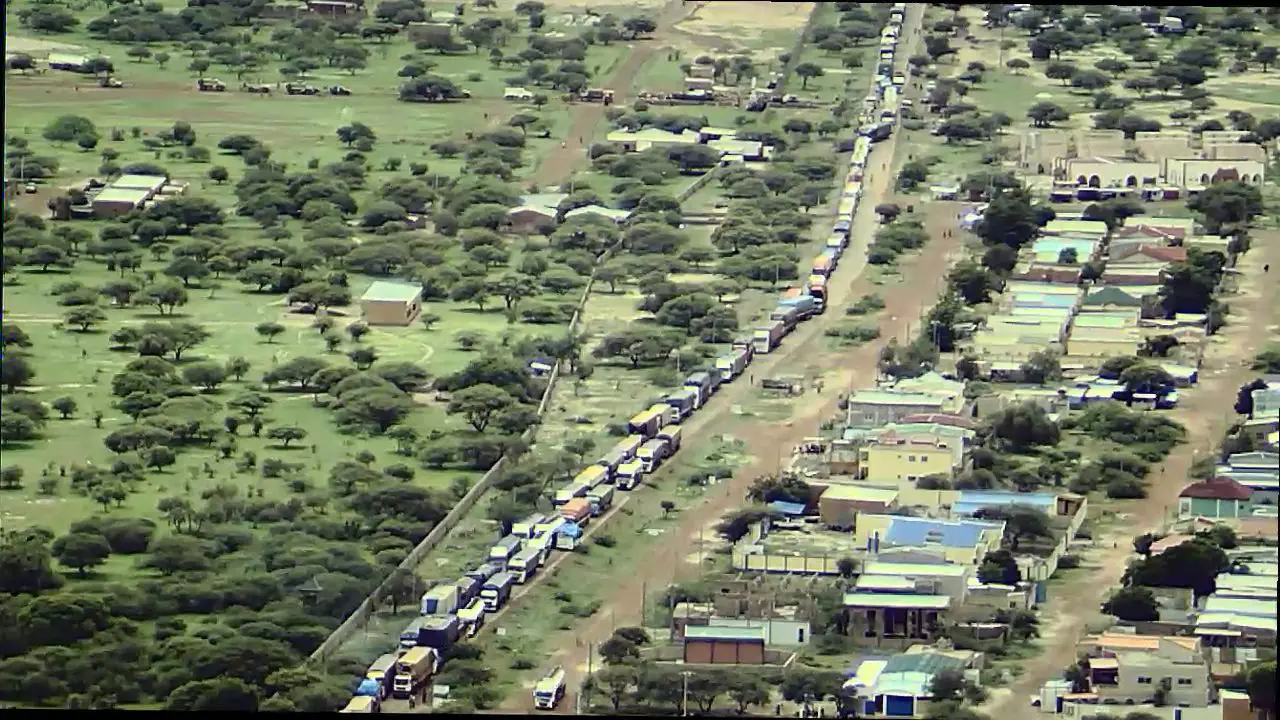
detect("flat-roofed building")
[91,187,152,218]
[359,280,423,326]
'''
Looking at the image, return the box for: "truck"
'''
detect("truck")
[534,514,569,540]
[627,407,665,438]
[596,447,629,476]
[586,484,615,515]
[779,293,821,319]
[533,666,567,710]
[683,372,715,408]
[573,464,609,489]
[752,320,788,354]
[807,274,828,307]
[457,599,486,638]
[419,615,461,653]
[812,254,834,278]
[826,236,847,258]
[488,534,524,563]
[341,696,377,713]
[770,304,803,332]
[355,677,383,701]
[528,525,557,561]
[611,435,645,462]
[615,460,644,490]
[419,583,459,616]
[649,403,677,428]
[480,572,516,611]
[657,425,682,453]
[663,387,699,420]
[507,546,544,584]
[513,513,547,538]
[554,481,591,506]
[820,247,840,268]
[455,575,482,607]
[399,618,427,649]
[635,439,670,473]
[196,77,226,91]
[559,497,592,525]
[391,646,436,699]
[365,653,399,699]
[466,562,502,584]
[715,348,751,381]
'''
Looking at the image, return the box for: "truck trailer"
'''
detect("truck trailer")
[554,481,591,506]
[715,348,751,381]
[770,305,803,332]
[533,666,567,710]
[615,460,645,490]
[365,653,400,700]
[752,320,787,354]
[480,571,516,611]
[657,425,682,453]
[559,497,592,525]
[488,534,523,563]
[507,546,544,583]
[663,387,699,420]
[466,562,502,584]
[512,513,547,538]
[391,646,436,699]
[341,696,377,713]
[419,583,459,616]
[455,576,481,607]
[635,439,670,473]
[573,464,609,489]
[587,484,615,515]
[780,293,821,319]
[683,371,718,407]
[457,598,486,637]
[627,407,664,438]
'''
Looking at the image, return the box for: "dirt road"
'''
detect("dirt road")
[532,0,703,186]
[983,234,1280,720]
[515,4,936,713]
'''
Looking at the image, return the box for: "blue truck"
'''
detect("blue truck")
[481,571,516,611]
[663,387,699,420]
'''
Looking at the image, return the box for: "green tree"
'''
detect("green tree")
[1102,586,1159,621]
[51,532,112,577]
[446,383,515,432]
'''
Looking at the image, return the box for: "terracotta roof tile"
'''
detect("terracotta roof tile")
[1179,476,1253,501]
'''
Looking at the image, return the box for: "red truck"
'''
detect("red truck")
[559,498,592,526]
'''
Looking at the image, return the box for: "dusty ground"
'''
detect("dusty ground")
[981,234,1280,720]
[536,0,668,11]
[5,36,85,55]
[515,5,933,714]
[668,1,813,56]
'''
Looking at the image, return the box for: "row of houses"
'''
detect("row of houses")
[1056,154,1267,192]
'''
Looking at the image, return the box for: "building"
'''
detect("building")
[359,281,422,326]
[845,390,953,426]
[856,435,962,486]
[707,138,767,160]
[682,625,766,664]
[563,205,630,223]
[950,490,1060,519]
[859,561,973,603]
[305,0,359,15]
[46,52,92,72]
[1109,244,1188,266]
[1162,158,1266,187]
[505,205,557,232]
[1076,633,1212,707]
[1062,157,1161,188]
[1011,262,1082,284]
[604,128,701,152]
[819,485,901,528]
[1178,477,1254,520]
[855,516,1003,566]
[842,593,951,647]
[1080,286,1148,313]
[1041,219,1109,238]
[1099,265,1165,287]
[844,647,981,719]
[91,187,152,218]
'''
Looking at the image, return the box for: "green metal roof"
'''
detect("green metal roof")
[361,280,422,303]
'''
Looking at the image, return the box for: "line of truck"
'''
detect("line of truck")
[339,8,910,713]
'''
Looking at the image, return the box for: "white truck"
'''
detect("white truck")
[615,460,644,490]
[532,665,566,710]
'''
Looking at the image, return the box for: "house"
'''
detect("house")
[563,205,630,223]
[844,647,982,718]
[858,561,972,603]
[841,593,951,647]
[359,281,422,326]
[1080,285,1156,312]
[91,187,152,218]
[950,491,1059,519]
[1162,158,1266,187]
[844,390,954,426]
[1076,633,1213,707]
[900,414,976,430]
[1114,220,1193,243]
[707,138,766,160]
[697,126,736,142]
[889,372,966,405]
[1100,265,1165,286]
[856,435,963,486]
[682,625,766,664]
[1011,262,1083,284]
[1109,245,1188,266]
[604,128,700,152]
[819,485,901,528]
[1062,157,1161,188]
[1041,219,1109,238]
[855,516,1003,566]
[685,76,714,91]
[1182,235,1233,254]
[305,0,359,15]
[506,205,557,232]
[1178,477,1254,520]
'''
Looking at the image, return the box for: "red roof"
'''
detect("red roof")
[1113,245,1187,264]
[1015,265,1083,284]
[1179,477,1252,501]
[901,413,977,430]
[1116,224,1188,241]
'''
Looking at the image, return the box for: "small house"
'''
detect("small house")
[682,625,766,664]
[503,87,535,102]
[359,280,423,327]
[305,0,359,16]
[91,187,152,218]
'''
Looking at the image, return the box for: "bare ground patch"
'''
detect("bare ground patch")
[6,36,86,55]
[671,1,814,56]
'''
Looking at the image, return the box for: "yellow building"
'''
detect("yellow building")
[859,438,959,486]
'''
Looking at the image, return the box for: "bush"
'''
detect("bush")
[845,294,886,315]
[1057,554,1081,569]
[593,534,616,548]
[825,323,881,344]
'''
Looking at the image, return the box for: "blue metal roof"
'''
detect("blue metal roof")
[769,501,808,516]
[883,517,992,549]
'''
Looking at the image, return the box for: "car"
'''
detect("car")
[892,75,907,86]
[24,183,37,194]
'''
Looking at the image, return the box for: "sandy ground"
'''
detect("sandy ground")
[667,1,813,56]
[6,36,86,55]
[537,0,668,10]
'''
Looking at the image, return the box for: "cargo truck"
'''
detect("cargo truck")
[596,447,629,476]
[488,534,523,563]
[825,236,846,257]
[807,275,827,307]
[455,576,481,607]
[731,335,756,359]
[811,255,834,277]
[612,435,645,461]
[399,618,427,649]
[657,425,682,452]
[391,646,436,699]
[615,460,644,490]
[533,666,567,710]
[342,696,377,713]
[586,484,615,515]
[663,387,699,420]
[635,439,669,473]
[770,305,802,332]
[534,515,568,539]
[366,653,399,700]
[480,572,516,611]
[649,403,677,427]
[683,372,714,408]
[419,615,460,653]
[457,598,486,637]
[513,513,547,538]
[559,497,592,525]
[752,321,787,354]
[553,481,591,506]
[507,546,543,584]
[627,407,664,438]
[779,294,821,319]
[419,583,459,615]
[573,464,609,489]
[529,526,556,561]
[466,562,501,584]
[715,348,751,381]
[820,247,840,268]
[355,678,383,700]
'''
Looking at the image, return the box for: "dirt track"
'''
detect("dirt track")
[512,4,935,713]
[532,0,703,186]
[983,232,1280,720]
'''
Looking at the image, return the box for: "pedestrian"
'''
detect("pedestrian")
[750,374,754,385]
[1265,264,1271,273]
[408,696,416,709]
[776,704,782,715]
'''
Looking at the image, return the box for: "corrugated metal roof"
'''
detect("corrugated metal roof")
[821,485,900,503]
[768,501,807,516]
[361,280,422,303]
[883,651,967,674]
[862,561,968,578]
[883,517,1000,549]
[855,575,917,591]
[842,593,951,609]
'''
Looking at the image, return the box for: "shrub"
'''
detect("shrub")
[1057,554,1081,569]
